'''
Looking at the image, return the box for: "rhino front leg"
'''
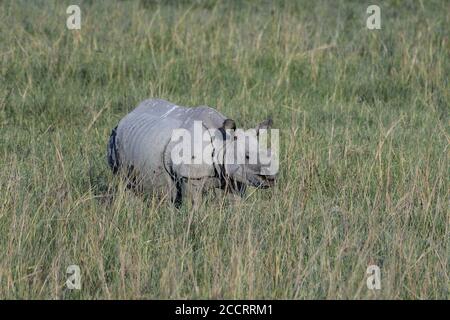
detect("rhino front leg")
[185,179,205,211]
[166,176,202,209]
[172,177,219,209]
[168,176,204,209]
[165,174,185,208]
[186,178,222,210]
[172,178,184,208]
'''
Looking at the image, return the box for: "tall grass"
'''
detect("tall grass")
[0,0,448,299]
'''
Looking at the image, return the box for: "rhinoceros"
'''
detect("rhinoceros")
[107,99,277,207]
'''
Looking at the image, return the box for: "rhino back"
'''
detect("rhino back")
[134,99,227,128]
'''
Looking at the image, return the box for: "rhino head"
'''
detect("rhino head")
[213,118,278,190]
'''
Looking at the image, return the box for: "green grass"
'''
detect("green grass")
[0,0,448,299]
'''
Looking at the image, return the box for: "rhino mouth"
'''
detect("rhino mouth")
[247,174,276,188]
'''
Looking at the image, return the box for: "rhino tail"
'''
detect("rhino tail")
[107,126,121,174]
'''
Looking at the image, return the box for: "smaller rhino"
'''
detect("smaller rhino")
[107,99,277,207]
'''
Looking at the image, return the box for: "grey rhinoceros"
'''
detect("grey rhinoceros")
[107,99,277,207]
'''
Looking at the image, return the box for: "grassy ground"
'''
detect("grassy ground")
[0,0,448,299]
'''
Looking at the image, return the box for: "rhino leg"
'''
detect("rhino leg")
[171,176,184,208]
[107,126,120,174]
[183,178,219,210]
[168,175,223,209]
[184,179,206,211]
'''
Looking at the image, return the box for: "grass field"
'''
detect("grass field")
[0,0,448,299]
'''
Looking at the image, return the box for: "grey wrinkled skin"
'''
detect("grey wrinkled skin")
[107,99,276,208]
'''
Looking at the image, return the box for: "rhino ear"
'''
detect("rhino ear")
[222,119,236,131]
[256,118,273,133]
